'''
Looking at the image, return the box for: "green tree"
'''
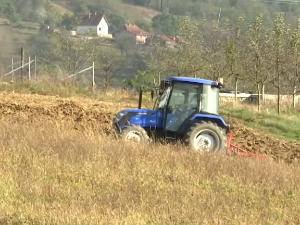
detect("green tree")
[152,14,179,35]
[123,70,156,92]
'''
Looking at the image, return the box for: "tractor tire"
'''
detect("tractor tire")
[121,125,150,143]
[184,121,227,154]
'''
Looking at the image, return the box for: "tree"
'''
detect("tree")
[39,30,96,76]
[152,14,179,35]
[147,41,169,85]
[269,12,290,114]
[286,18,300,109]
[123,70,156,92]
[224,15,246,106]
[161,17,203,78]
[114,32,136,56]
[75,2,89,15]
[245,14,265,112]
[60,14,77,31]
[134,19,152,32]
[201,13,227,82]
[93,46,125,92]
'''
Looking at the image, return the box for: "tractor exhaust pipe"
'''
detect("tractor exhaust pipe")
[138,87,142,109]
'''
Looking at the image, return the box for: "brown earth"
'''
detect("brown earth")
[0,92,299,163]
[223,115,300,163]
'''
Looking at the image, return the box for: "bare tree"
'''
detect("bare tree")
[147,41,169,85]
[201,14,228,83]
[246,14,265,112]
[224,15,246,106]
[38,29,96,77]
[269,12,290,114]
[94,46,125,92]
[286,18,300,109]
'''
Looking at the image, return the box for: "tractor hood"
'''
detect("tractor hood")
[113,109,163,129]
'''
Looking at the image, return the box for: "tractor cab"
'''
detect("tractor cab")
[156,77,223,133]
[113,77,229,153]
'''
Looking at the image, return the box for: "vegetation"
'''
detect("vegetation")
[1,113,300,224]
[220,102,300,143]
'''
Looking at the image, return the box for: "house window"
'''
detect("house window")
[99,27,101,31]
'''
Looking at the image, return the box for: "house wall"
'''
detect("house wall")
[136,35,147,44]
[77,26,97,35]
[97,18,108,36]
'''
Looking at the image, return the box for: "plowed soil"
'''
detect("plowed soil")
[0,92,299,163]
[223,116,300,163]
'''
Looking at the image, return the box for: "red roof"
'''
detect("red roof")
[123,23,148,36]
[157,35,172,42]
[78,14,108,26]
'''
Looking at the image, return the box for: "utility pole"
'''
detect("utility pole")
[218,0,224,28]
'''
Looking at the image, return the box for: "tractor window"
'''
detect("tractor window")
[201,85,219,115]
[157,86,171,110]
[165,82,199,131]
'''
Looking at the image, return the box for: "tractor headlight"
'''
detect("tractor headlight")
[114,112,128,123]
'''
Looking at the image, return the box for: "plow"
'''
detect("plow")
[226,131,268,159]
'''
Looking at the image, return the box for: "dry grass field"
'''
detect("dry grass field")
[1,120,300,224]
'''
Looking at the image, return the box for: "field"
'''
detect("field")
[0,86,300,224]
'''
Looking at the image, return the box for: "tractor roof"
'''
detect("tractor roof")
[166,77,219,86]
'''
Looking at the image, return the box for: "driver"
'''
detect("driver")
[166,93,198,130]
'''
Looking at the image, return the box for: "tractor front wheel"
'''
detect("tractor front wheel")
[121,125,150,143]
[184,122,227,153]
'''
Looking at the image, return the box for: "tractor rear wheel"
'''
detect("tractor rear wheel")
[121,125,150,143]
[184,122,227,153]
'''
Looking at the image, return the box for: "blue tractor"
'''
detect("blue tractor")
[113,77,230,153]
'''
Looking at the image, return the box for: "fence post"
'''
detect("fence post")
[28,57,31,81]
[21,47,24,82]
[92,61,95,94]
[34,55,37,81]
[11,58,14,81]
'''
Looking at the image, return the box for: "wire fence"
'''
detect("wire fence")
[0,56,97,93]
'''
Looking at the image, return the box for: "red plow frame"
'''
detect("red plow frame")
[226,131,268,159]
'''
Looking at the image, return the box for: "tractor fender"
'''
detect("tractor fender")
[189,114,229,133]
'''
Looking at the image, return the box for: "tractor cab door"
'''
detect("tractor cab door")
[164,82,200,132]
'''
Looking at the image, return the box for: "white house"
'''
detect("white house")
[77,13,111,38]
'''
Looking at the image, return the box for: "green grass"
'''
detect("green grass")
[220,103,300,143]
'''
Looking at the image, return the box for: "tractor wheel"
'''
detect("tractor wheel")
[184,122,227,154]
[121,125,150,143]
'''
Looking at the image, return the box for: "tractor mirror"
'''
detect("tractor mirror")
[151,89,155,99]
[160,80,165,91]
[217,78,224,86]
